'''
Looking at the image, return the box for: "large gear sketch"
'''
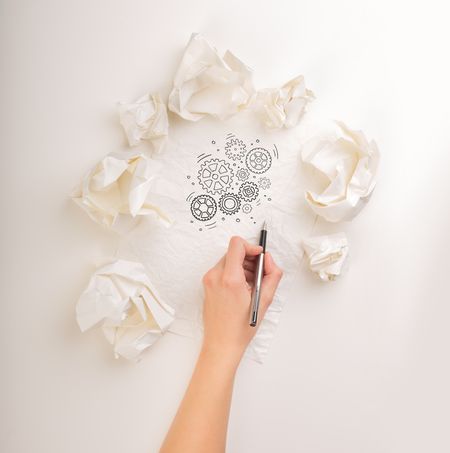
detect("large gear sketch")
[197,158,233,195]
[245,147,272,174]
[225,138,246,161]
[238,181,259,202]
[190,194,217,221]
[218,193,241,215]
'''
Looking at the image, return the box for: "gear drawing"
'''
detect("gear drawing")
[197,158,233,195]
[218,193,241,215]
[258,177,271,190]
[238,181,259,202]
[245,147,272,174]
[242,203,252,214]
[236,167,250,181]
[225,138,246,161]
[190,194,217,221]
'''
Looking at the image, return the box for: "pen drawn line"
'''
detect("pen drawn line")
[197,154,212,163]
[208,225,217,230]
[226,133,235,138]
[186,192,195,202]
[272,144,279,159]
[205,221,216,227]
[197,153,206,159]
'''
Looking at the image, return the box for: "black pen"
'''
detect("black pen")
[250,221,267,327]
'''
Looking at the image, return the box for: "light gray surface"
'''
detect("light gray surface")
[1,1,450,452]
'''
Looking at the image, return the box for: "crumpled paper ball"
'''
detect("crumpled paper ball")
[118,92,168,152]
[302,122,380,222]
[76,259,175,360]
[168,33,255,121]
[302,232,349,281]
[71,151,170,232]
[257,75,314,129]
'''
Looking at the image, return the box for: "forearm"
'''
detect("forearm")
[160,347,240,453]
[160,237,282,453]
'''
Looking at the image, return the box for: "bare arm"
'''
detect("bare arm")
[160,236,283,453]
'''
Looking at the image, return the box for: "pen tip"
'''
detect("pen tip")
[262,220,267,230]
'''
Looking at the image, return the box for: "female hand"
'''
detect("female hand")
[160,235,283,453]
[201,235,283,364]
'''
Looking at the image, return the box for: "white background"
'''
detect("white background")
[1,1,450,452]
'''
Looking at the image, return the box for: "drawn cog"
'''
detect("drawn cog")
[225,138,246,161]
[236,167,250,181]
[258,177,271,190]
[245,147,272,174]
[239,181,259,202]
[190,194,217,221]
[197,158,233,195]
[218,193,241,215]
[242,203,252,214]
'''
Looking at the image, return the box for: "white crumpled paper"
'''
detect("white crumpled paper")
[76,259,175,360]
[257,75,314,129]
[116,110,317,363]
[168,33,255,121]
[302,232,349,281]
[302,122,380,222]
[72,151,170,232]
[118,93,168,152]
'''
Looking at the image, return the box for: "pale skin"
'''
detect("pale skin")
[160,236,283,453]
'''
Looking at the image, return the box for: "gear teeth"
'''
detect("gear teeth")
[197,158,234,195]
[218,193,241,215]
[238,181,259,202]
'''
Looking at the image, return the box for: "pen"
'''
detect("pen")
[250,221,267,327]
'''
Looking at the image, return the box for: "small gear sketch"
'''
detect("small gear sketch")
[198,158,233,195]
[218,193,241,215]
[190,194,217,221]
[258,177,271,190]
[225,138,246,161]
[242,203,252,214]
[239,181,259,202]
[245,147,272,174]
[236,167,250,181]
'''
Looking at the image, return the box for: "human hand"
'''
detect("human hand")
[201,236,283,365]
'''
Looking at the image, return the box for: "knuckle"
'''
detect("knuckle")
[275,266,284,279]
[202,271,214,286]
[222,274,239,288]
[229,235,242,246]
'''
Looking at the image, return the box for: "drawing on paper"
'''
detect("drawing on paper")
[190,194,217,221]
[187,134,277,228]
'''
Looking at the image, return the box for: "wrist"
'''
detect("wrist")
[199,342,243,373]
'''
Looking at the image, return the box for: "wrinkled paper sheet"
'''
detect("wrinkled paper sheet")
[117,110,316,362]
[301,122,380,222]
[302,232,349,281]
[76,259,175,360]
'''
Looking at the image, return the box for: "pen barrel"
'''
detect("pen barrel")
[250,253,265,327]
[259,229,267,252]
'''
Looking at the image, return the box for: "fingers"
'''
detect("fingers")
[243,259,256,272]
[224,236,262,278]
[259,252,283,313]
[244,269,255,284]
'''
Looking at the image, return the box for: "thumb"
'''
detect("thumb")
[259,252,283,314]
